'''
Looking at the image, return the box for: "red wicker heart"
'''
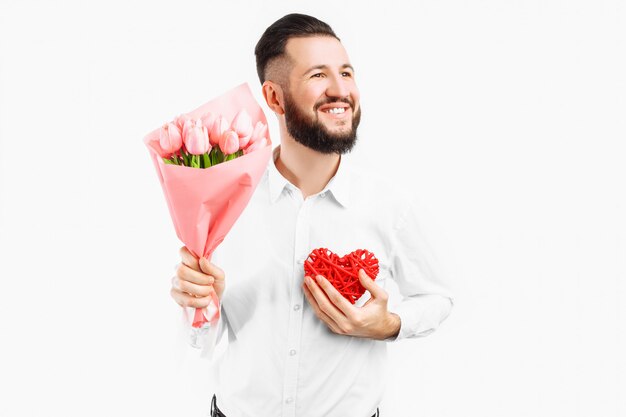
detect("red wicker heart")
[304,248,379,304]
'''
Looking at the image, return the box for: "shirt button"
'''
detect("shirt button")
[320,192,327,198]
[293,304,301,311]
[289,349,297,356]
[285,397,293,404]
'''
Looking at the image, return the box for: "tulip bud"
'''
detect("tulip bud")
[201,112,217,132]
[159,122,183,155]
[182,119,196,140]
[184,120,210,155]
[244,137,268,154]
[210,115,229,146]
[238,133,252,149]
[174,114,191,131]
[248,121,268,148]
[219,130,240,155]
[231,109,253,138]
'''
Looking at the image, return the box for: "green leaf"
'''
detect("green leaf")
[203,153,211,168]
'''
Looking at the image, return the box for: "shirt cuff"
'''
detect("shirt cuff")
[387,294,453,341]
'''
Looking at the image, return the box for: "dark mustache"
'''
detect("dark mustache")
[314,97,354,111]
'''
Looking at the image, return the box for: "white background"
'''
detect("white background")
[1,1,624,416]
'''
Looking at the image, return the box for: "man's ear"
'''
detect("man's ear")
[262,81,285,116]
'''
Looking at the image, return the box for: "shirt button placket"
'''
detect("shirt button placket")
[282,198,309,417]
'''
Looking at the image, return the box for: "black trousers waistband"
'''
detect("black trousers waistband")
[211,395,380,417]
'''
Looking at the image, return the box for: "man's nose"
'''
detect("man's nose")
[325,74,350,99]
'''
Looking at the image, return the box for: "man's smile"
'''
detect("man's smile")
[317,102,353,119]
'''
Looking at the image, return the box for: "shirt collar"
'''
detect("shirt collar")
[268,145,351,208]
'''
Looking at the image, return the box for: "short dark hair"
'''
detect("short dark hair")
[254,13,340,84]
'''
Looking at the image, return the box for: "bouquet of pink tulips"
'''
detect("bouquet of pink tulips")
[159,107,269,168]
[144,83,272,357]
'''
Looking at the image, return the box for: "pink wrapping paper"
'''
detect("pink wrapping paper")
[144,83,272,328]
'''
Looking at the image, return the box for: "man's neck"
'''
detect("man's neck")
[274,135,340,200]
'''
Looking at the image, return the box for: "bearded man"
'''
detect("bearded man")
[170,13,454,417]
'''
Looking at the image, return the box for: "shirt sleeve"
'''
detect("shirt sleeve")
[183,304,227,359]
[386,199,454,341]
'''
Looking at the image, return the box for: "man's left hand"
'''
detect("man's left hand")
[302,269,400,340]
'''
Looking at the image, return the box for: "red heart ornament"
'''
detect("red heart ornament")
[304,248,379,304]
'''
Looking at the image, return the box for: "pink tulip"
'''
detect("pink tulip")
[220,130,240,155]
[210,115,229,146]
[174,114,191,131]
[247,121,268,148]
[238,133,252,149]
[159,122,183,155]
[182,119,197,140]
[231,109,253,138]
[184,120,210,155]
[232,109,254,148]
[244,137,268,154]
[201,112,217,132]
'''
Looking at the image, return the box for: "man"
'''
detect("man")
[170,13,453,417]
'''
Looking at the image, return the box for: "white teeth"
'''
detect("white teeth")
[325,107,346,114]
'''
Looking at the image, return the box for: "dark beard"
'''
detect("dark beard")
[283,92,361,155]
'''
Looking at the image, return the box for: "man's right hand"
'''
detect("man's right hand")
[170,246,226,308]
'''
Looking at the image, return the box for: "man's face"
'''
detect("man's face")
[281,36,361,154]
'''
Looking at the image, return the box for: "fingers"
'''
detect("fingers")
[180,246,200,271]
[170,286,214,308]
[179,246,225,283]
[174,247,226,306]
[304,275,347,329]
[176,263,214,286]
[199,258,225,283]
[358,269,388,302]
[303,280,342,334]
[173,250,214,301]
[172,274,214,297]
[314,275,354,314]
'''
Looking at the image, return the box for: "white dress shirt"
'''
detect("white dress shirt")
[194,146,453,417]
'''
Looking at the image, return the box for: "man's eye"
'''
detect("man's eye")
[311,73,323,78]
[342,72,353,77]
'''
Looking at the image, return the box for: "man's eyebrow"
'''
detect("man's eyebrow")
[302,64,355,76]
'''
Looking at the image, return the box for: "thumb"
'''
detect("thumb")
[200,257,225,281]
[359,269,383,298]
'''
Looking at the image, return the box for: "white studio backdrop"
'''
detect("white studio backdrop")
[0,1,624,416]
